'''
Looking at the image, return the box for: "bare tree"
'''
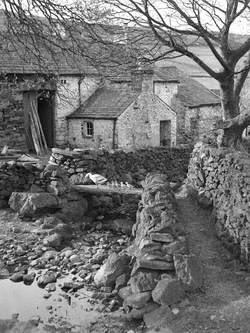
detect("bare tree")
[104,0,250,147]
[0,0,135,78]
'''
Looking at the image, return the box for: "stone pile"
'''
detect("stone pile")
[50,147,191,187]
[187,142,250,263]
[94,173,203,327]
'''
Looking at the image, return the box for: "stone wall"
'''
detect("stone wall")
[93,174,203,325]
[0,86,26,150]
[0,161,45,208]
[50,146,191,186]
[187,142,250,262]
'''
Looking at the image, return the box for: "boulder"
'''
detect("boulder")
[152,276,185,305]
[37,272,57,288]
[174,254,203,290]
[118,286,133,300]
[124,291,152,309]
[94,253,131,287]
[129,270,160,293]
[10,272,24,282]
[43,233,62,248]
[9,192,59,217]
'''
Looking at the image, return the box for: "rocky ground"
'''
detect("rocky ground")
[1,186,250,333]
[0,209,142,333]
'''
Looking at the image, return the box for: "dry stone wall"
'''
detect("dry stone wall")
[93,174,203,324]
[0,161,46,208]
[50,146,191,186]
[187,142,250,263]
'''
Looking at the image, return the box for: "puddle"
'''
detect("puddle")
[0,276,99,330]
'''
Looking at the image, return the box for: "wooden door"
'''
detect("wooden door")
[160,120,171,146]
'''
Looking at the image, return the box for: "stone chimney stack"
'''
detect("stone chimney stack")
[131,65,154,93]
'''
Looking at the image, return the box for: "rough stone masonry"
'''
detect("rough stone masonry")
[93,173,203,328]
[187,142,250,263]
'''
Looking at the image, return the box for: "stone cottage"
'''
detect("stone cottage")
[0,39,221,152]
[67,66,221,150]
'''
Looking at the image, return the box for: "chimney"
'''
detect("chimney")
[131,65,154,93]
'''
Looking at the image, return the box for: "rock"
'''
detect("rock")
[124,291,152,309]
[42,250,58,260]
[0,268,9,279]
[94,253,131,287]
[10,272,23,282]
[37,272,57,288]
[197,191,213,208]
[39,216,62,229]
[150,233,174,243]
[70,254,81,264]
[118,286,133,300]
[174,254,203,290]
[107,219,135,236]
[152,276,185,305]
[23,272,36,284]
[143,305,174,329]
[129,270,160,293]
[59,192,88,221]
[9,192,59,217]
[115,273,129,290]
[43,233,62,248]
[45,283,56,292]
[161,239,188,255]
[127,302,159,320]
[137,256,175,271]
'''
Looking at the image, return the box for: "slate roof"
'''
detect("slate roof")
[68,87,140,119]
[0,42,98,75]
[113,66,220,108]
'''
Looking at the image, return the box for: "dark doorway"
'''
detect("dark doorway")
[37,91,54,148]
[160,120,171,146]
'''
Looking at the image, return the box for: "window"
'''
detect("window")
[81,121,94,137]
[87,122,94,136]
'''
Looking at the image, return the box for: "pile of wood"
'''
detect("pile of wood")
[23,91,48,156]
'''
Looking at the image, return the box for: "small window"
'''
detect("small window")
[60,79,67,84]
[87,122,94,136]
[81,121,94,137]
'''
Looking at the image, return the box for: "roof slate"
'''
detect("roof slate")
[68,86,139,119]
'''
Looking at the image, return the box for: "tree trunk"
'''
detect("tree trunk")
[217,112,250,148]
[218,77,246,147]
[220,78,239,120]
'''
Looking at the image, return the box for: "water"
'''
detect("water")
[0,276,99,330]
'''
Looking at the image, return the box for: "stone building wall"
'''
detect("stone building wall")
[116,92,177,149]
[0,86,26,150]
[55,75,100,146]
[68,118,114,149]
[187,142,250,262]
[51,146,191,186]
[185,105,222,141]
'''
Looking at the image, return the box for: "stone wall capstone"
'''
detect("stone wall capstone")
[187,142,250,263]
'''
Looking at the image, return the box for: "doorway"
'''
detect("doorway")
[160,120,171,146]
[37,91,55,148]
